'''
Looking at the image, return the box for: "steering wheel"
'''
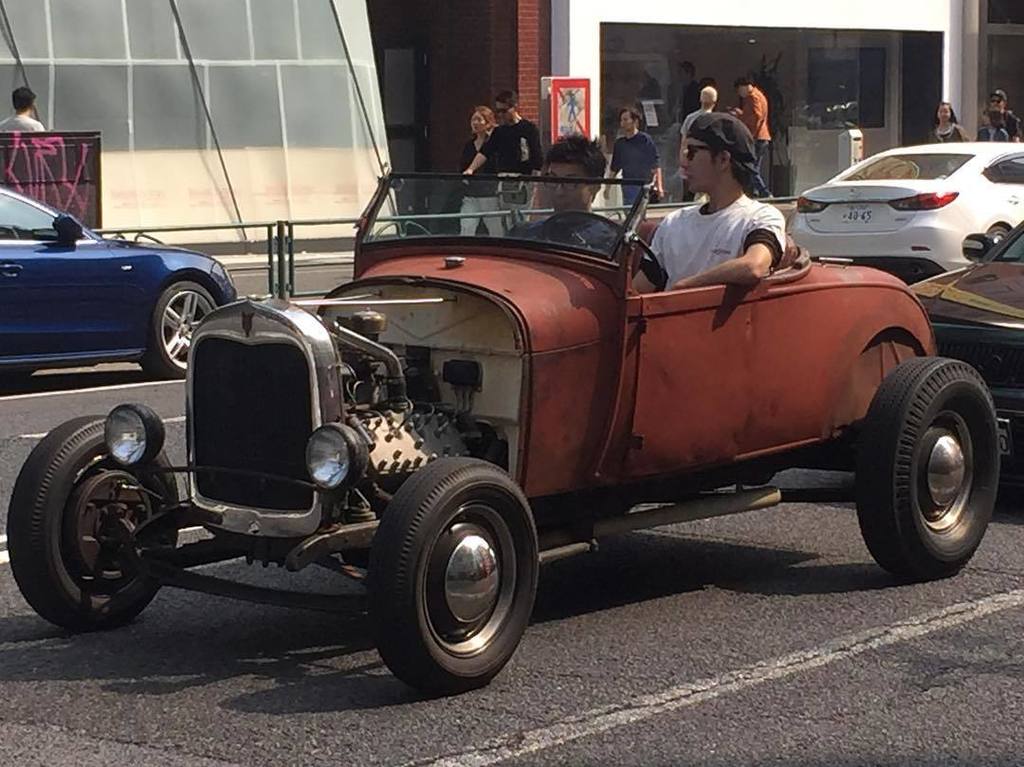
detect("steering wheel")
[539,211,621,249]
[400,220,432,237]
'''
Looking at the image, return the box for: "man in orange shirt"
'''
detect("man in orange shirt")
[730,76,771,197]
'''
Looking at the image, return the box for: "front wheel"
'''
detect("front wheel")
[7,417,179,631]
[369,458,538,695]
[856,357,999,581]
[142,280,215,379]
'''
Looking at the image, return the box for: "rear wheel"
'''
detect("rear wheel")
[856,358,998,581]
[7,417,179,631]
[141,281,215,379]
[369,458,538,695]
[987,223,1012,243]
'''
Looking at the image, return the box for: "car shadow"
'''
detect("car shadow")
[0,366,161,396]
[533,532,895,624]
[0,592,423,711]
[0,534,903,716]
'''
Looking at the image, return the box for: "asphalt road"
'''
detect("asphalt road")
[2,376,1024,766]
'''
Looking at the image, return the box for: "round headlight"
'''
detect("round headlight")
[306,423,369,490]
[104,404,165,466]
[306,424,352,489]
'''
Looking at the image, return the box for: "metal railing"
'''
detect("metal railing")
[97,221,279,293]
[94,195,801,300]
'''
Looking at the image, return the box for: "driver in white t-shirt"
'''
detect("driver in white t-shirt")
[633,112,785,293]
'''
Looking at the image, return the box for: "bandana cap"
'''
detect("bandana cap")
[687,112,758,176]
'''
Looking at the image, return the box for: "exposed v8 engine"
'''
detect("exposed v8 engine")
[328,305,508,485]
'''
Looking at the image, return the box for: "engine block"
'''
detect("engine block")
[361,409,469,477]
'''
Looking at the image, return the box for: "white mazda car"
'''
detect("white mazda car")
[790,143,1024,282]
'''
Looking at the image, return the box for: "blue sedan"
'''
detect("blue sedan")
[0,188,237,380]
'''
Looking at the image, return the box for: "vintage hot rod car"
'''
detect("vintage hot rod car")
[7,174,1000,695]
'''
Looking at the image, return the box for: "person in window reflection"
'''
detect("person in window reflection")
[729,77,771,198]
[459,106,501,236]
[610,107,662,206]
[0,87,44,132]
[932,102,968,143]
[508,135,622,252]
[987,89,1020,142]
[978,109,1010,142]
[633,112,785,293]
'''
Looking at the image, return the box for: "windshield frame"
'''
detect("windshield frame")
[357,172,649,267]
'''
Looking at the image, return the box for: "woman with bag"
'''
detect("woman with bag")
[459,106,502,236]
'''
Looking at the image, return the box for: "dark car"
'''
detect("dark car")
[913,229,1024,480]
[6,174,1000,696]
[0,187,236,380]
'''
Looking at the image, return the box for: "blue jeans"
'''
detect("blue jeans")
[752,139,771,197]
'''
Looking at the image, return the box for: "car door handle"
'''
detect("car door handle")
[120,264,133,271]
[0,262,22,277]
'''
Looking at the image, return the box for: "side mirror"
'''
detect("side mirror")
[53,214,83,246]
[962,233,995,261]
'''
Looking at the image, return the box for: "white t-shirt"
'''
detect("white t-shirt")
[0,114,44,132]
[650,195,786,287]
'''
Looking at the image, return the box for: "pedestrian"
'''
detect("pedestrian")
[680,86,718,143]
[729,77,771,197]
[463,90,543,177]
[932,101,969,143]
[609,106,663,206]
[978,110,1010,142]
[0,86,44,132]
[678,86,718,203]
[676,61,700,124]
[988,89,1021,142]
[459,106,502,237]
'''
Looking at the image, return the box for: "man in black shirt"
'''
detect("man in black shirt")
[464,90,543,176]
[989,89,1021,142]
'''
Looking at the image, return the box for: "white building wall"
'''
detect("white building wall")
[551,0,960,148]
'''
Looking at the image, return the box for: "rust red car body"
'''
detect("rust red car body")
[355,236,935,499]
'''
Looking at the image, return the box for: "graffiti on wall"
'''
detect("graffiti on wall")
[0,131,101,227]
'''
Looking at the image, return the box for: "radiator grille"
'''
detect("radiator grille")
[938,341,1024,388]
[191,338,314,510]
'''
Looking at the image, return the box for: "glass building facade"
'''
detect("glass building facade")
[0,0,388,236]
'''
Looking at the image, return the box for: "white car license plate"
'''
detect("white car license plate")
[839,205,873,224]
[998,417,1013,457]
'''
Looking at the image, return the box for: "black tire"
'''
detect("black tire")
[856,357,999,581]
[987,223,1012,243]
[0,370,34,388]
[7,417,180,631]
[368,458,538,695]
[141,280,216,380]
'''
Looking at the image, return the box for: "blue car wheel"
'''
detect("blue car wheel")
[141,280,215,379]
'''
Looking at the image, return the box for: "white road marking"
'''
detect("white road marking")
[0,551,8,565]
[0,378,181,403]
[417,589,1024,767]
[16,415,186,440]
[0,635,69,653]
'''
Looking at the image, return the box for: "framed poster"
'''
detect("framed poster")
[549,78,590,141]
